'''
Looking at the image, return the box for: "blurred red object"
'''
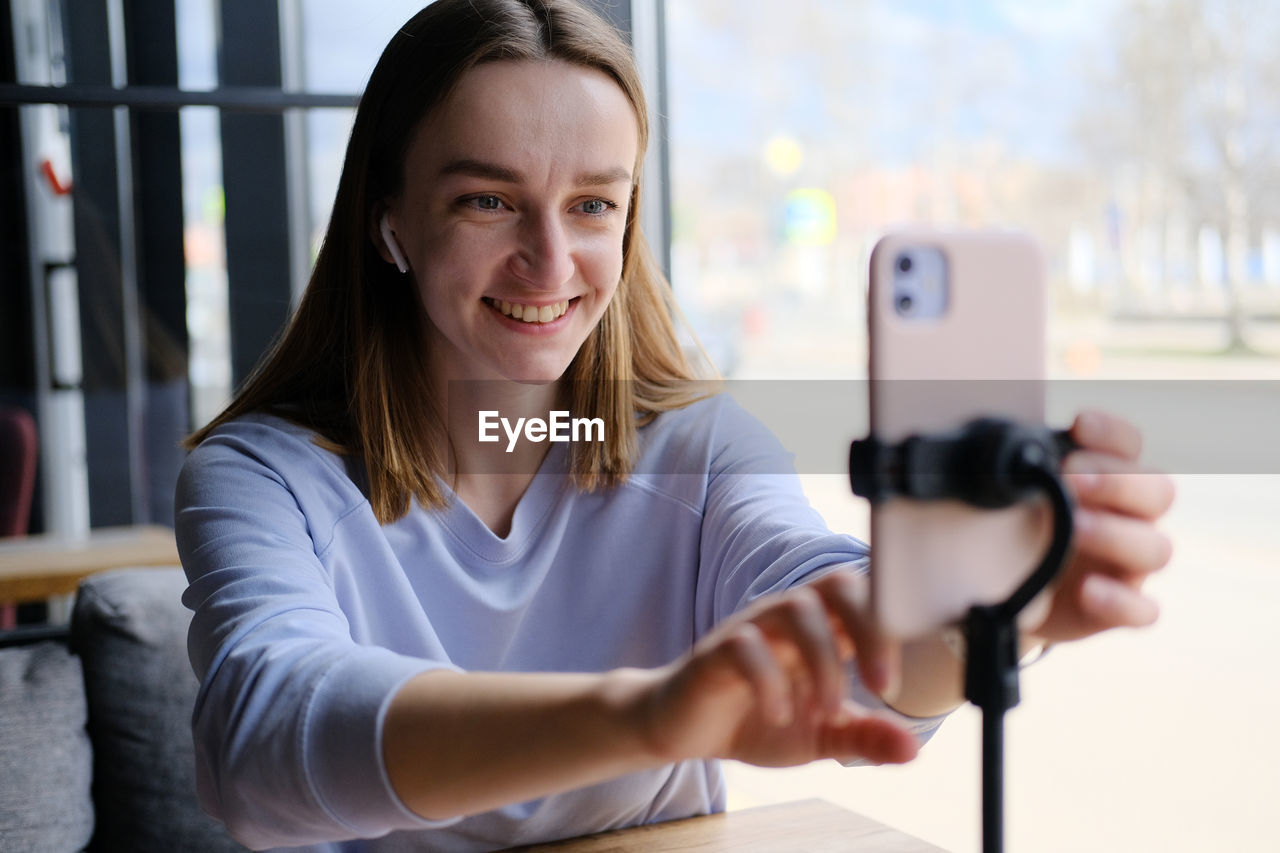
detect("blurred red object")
[1,405,37,629]
[743,303,769,337]
[0,406,36,537]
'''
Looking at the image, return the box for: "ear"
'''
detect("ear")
[370,205,410,273]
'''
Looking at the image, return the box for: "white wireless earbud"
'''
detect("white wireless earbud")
[379,212,410,273]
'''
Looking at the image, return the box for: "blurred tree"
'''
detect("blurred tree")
[1077,0,1280,350]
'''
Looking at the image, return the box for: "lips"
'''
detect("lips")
[484,297,575,324]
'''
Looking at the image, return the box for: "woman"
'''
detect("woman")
[177,1,1174,850]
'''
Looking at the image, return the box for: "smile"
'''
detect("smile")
[484,297,574,324]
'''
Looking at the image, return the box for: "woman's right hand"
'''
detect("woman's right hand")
[384,570,919,821]
[634,570,920,768]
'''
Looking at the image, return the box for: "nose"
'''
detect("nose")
[509,210,575,289]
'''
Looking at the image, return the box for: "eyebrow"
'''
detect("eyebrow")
[437,158,632,187]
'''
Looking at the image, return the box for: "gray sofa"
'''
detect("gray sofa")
[0,567,245,852]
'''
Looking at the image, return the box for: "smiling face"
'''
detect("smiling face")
[381,59,640,387]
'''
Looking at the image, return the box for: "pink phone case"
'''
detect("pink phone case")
[868,229,1052,639]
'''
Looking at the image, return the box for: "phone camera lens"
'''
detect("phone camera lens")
[897,294,914,314]
[897,254,913,274]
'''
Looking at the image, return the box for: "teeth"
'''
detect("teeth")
[488,298,570,324]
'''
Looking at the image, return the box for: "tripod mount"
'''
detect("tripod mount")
[849,418,1077,853]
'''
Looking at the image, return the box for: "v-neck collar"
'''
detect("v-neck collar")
[434,441,571,563]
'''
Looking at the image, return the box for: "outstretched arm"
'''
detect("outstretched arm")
[384,570,919,820]
[385,408,1174,822]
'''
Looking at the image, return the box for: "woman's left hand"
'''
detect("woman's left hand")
[1031,410,1176,644]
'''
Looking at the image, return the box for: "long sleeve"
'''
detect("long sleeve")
[677,395,869,628]
[176,418,449,848]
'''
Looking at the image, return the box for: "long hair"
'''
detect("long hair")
[186,0,710,523]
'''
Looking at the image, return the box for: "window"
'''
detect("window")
[665,3,1279,851]
[1,0,367,531]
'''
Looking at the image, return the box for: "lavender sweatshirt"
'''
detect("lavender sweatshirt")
[176,394,944,851]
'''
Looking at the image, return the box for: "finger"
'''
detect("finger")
[811,571,901,703]
[716,622,793,726]
[1070,410,1142,461]
[1073,508,1173,578]
[822,705,919,765]
[1079,573,1159,628]
[1063,454,1176,520]
[760,587,847,716]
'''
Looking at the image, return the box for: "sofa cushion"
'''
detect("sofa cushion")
[0,639,95,850]
[71,567,246,852]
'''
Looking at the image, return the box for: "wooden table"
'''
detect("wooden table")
[510,799,949,852]
[0,524,180,602]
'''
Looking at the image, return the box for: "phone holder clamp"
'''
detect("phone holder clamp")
[849,417,1078,853]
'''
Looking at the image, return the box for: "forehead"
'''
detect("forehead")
[404,59,640,181]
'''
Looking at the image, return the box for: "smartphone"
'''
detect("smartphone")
[867,229,1053,639]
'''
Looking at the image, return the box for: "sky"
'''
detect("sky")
[172,0,1129,233]
[666,0,1122,169]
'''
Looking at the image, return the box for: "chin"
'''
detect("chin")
[510,353,583,385]
[498,361,575,385]
[509,374,563,386]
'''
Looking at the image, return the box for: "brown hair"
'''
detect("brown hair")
[186,0,710,523]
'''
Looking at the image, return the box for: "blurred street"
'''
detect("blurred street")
[722,329,1280,851]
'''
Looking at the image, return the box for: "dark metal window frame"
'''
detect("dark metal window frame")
[2,0,670,533]
[1,0,360,531]
[0,82,357,111]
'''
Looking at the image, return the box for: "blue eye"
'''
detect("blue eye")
[580,199,615,216]
[472,195,503,211]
